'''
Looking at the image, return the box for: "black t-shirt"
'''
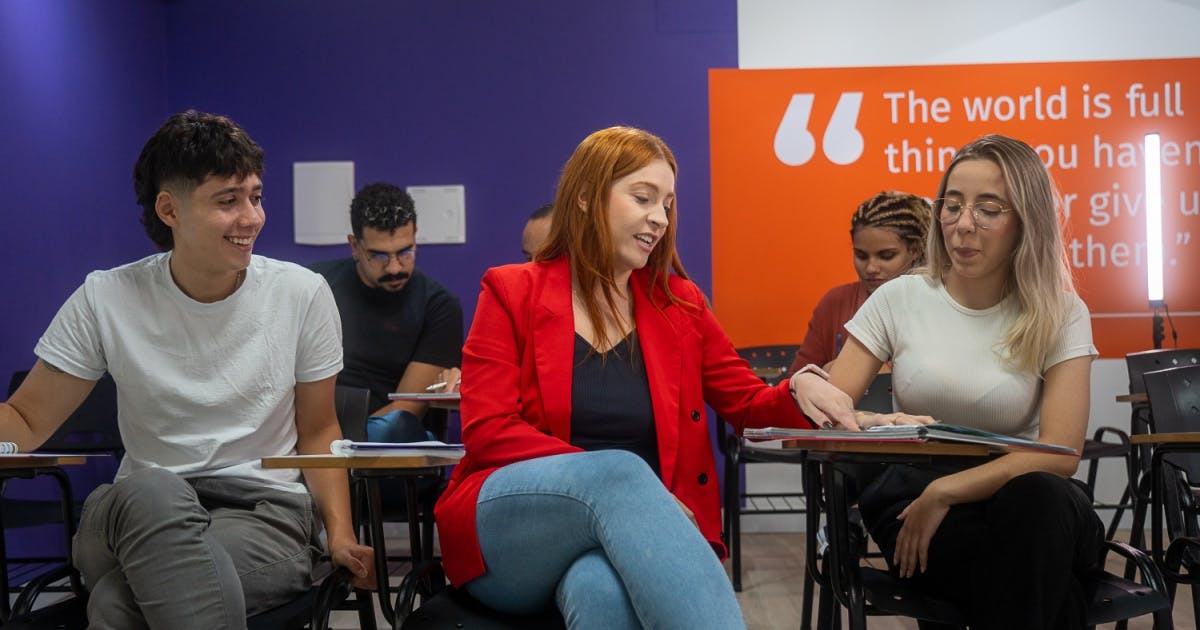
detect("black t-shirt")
[570,332,659,476]
[310,259,463,411]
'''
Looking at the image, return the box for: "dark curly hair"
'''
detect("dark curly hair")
[133,110,264,251]
[350,182,416,239]
[850,190,933,264]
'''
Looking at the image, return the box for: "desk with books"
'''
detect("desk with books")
[262,453,460,626]
[767,430,1073,630]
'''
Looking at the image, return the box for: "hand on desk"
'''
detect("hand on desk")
[894,483,950,579]
[855,411,936,429]
[330,539,378,590]
[788,371,857,429]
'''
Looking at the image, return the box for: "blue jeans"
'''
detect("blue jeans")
[464,450,745,629]
[366,409,435,443]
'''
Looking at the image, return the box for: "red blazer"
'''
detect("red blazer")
[434,257,813,586]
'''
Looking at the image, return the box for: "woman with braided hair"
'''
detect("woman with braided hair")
[789,191,932,372]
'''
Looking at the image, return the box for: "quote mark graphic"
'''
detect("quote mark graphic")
[774,92,865,166]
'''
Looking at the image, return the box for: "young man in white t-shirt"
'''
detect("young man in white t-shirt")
[0,110,373,628]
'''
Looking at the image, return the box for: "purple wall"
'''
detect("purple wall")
[0,0,735,376]
[0,0,169,379]
[0,0,736,557]
[0,0,168,557]
[160,0,736,329]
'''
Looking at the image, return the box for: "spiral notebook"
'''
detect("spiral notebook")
[743,424,1077,455]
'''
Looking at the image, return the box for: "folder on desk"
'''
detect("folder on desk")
[743,424,1077,456]
[329,439,466,460]
[387,392,462,402]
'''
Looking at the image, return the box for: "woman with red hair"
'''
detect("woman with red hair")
[434,126,852,628]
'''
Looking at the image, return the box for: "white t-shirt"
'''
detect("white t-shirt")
[35,253,343,493]
[845,274,1096,439]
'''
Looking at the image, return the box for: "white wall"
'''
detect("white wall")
[737,0,1200,70]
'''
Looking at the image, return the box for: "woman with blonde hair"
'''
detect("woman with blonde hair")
[795,134,1103,629]
[435,126,837,628]
[789,190,932,371]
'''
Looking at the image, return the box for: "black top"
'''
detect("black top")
[570,332,659,476]
[309,259,463,411]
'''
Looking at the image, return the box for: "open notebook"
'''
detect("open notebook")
[743,424,1077,456]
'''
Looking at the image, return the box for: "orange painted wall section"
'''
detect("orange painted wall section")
[709,58,1199,358]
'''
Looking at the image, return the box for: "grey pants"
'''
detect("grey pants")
[72,467,321,630]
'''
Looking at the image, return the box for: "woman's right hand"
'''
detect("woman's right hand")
[673,495,699,530]
[788,371,858,430]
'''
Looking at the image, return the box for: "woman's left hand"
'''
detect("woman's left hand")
[856,411,936,429]
[893,484,950,578]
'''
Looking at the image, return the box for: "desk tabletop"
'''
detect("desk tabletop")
[781,439,990,457]
[1116,393,1148,403]
[0,454,88,469]
[1131,432,1200,445]
[261,454,460,470]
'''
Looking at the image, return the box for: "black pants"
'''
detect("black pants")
[860,468,1104,630]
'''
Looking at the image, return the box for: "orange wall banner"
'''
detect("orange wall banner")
[710,58,1199,358]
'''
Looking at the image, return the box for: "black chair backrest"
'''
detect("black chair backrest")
[1142,364,1200,544]
[736,344,801,386]
[334,385,371,442]
[1144,364,1200,480]
[1127,349,1200,396]
[1125,349,1200,440]
[7,370,122,453]
[858,373,894,414]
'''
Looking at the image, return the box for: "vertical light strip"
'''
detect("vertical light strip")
[1144,133,1164,305]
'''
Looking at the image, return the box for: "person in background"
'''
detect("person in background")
[795,134,1102,629]
[310,183,463,443]
[0,110,372,628]
[789,191,931,372]
[521,202,554,262]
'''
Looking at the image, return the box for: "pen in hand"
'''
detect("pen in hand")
[425,378,462,392]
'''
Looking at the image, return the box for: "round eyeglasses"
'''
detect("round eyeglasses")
[935,198,1013,230]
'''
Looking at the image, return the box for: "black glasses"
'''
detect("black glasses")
[935,198,1013,230]
[358,242,416,266]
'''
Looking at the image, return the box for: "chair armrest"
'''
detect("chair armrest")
[1163,536,1200,585]
[1102,540,1170,595]
[1090,426,1130,447]
[311,566,354,630]
[394,558,447,623]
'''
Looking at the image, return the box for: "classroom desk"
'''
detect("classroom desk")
[389,392,460,411]
[262,454,458,626]
[781,440,992,630]
[0,454,90,621]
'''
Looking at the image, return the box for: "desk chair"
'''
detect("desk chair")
[395,560,567,630]
[1125,350,1200,550]
[716,344,801,592]
[1,371,120,622]
[806,453,1173,630]
[1141,364,1200,629]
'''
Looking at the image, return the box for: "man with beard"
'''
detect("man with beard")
[311,182,463,443]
